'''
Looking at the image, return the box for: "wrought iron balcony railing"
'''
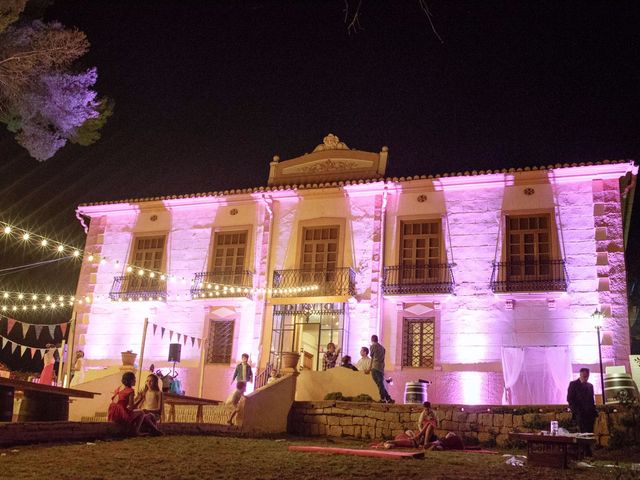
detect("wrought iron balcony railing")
[382,263,455,295]
[190,270,254,299]
[490,259,568,293]
[109,274,167,301]
[271,267,356,298]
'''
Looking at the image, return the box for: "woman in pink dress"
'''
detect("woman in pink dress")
[39,344,56,385]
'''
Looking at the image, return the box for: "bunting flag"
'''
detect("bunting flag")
[30,347,37,358]
[0,332,64,360]
[183,334,187,346]
[59,323,67,336]
[11,342,18,354]
[197,338,202,349]
[1,337,6,349]
[7,318,16,334]
[169,330,174,341]
[161,327,166,339]
[20,345,27,356]
[48,325,56,338]
[34,325,44,339]
[152,323,158,335]
[21,322,30,337]
[176,333,181,343]
[40,348,46,358]
[190,336,195,347]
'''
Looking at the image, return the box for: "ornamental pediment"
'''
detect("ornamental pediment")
[267,134,389,186]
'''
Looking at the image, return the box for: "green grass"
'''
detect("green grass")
[0,436,638,480]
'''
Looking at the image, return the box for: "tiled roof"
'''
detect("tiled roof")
[79,159,633,207]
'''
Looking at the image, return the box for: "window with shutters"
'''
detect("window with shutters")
[210,230,248,283]
[206,320,235,364]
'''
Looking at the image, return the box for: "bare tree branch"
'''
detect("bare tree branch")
[418,0,444,44]
[344,0,363,35]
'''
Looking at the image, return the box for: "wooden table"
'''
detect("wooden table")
[163,393,221,423]
[508,432,596,468]
[0,377,98,422]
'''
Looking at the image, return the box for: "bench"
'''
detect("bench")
[508,432,596,468]
[0,377,98,422]
[163,393,221,423]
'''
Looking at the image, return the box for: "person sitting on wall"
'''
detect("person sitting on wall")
[426,432,464,451]
[340,355,358,371]
[416,401,438,447]
[322,342,341,370]
[266,369,280,384]
[135,373,164,426]
[226,381,247,425]
[108,372,161,436]
[355,347,372,373]
[231,353,253,384]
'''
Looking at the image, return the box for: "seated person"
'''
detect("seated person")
[226,381,246,425]
[267,370,279,384]
[340,355,358,371]
[426,431,464,451]
[416,401,437,447]
[135,373,164,423]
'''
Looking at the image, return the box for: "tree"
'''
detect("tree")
[0,4,109,161]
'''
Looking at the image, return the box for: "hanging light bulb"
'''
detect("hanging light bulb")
[41,239,48,246]
[22,233,30,240]
[57,245,64,252]
[3,226,11,234]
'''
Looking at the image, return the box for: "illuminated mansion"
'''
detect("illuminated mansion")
[73,134,637,404]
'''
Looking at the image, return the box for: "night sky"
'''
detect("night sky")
[1,1,639,368]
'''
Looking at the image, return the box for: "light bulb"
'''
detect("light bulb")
[57,245,64,252]
[3,226,11,234]
[41,239,48,246]
[22,233,30,240]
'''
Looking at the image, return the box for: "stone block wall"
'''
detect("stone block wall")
[289,401,628,447]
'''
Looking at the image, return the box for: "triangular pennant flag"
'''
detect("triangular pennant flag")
[48,325,56,338]
[30,347,36,359]
[11,342,18,354]
[40,349,46,358]
[183,335,188,346]
[161,327,166,339]
[169,330,174,341]
[190,337,195,347]
[59,323,68,337]
[20,345,27,356]
[34,325,44,339]
[7,318,16,334]
[1,337,7,349]
[21,322,30,338]
[197,338,202,349]
[176,333,181,343]
[152,323,158,335]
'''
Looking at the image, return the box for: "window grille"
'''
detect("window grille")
[206,320,234,364]
[402,318,435,368]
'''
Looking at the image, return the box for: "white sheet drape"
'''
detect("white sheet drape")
[501,346,572,405]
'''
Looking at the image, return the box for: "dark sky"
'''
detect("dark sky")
[1,1,640,367]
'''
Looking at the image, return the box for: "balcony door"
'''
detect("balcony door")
[211,231,247,284]
[301,226,339,283]
[400,220,441,283]
[506,215,551,279]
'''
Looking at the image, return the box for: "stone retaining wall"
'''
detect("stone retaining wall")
[289,401,628,447]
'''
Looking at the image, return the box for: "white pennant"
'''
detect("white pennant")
[10,341,18,354]
[48,325,56,338]
[1,337,6,349]
[40,349,46,358]
[21,322,30,337]
[20,345,27,356]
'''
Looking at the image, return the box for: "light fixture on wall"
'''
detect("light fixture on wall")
[591,308,606,404]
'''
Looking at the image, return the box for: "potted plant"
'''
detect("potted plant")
[121,350,137,367]
[280,351,301,370]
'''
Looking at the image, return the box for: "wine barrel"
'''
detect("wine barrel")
[0,386,14,422]
[604,373,639,404]
[404,381,428,404]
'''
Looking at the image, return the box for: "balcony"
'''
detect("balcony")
[490,259,568,293]
[190,270,253,299]
[382,263,455,295]
[109,274,167,301]
[271,267,356,298]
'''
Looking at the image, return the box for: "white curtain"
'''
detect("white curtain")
[501,347,525,405]
[501,346,572,405]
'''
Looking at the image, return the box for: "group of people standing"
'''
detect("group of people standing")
[322,335,394,403]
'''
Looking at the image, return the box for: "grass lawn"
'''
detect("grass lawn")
[1,436,638,480]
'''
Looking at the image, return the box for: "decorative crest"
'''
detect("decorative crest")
[313,133,349,152]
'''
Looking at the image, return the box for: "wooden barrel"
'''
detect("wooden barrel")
[404,381,428,404]
[604,373,639,404]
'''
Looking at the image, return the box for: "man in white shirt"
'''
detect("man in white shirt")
[355,346,372,373]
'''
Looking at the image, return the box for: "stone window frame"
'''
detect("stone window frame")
[206,319,235,365]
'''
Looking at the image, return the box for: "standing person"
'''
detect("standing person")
[231,353,253,384]
[355,346,372,373]
[322,342,341,370]
[70,350,86,386]
[226,381,246,425]
[39,344,56,385]
[370,335,394,403]
[567,367,598,433]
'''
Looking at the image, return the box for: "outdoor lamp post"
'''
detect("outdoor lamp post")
[591,308,606,404]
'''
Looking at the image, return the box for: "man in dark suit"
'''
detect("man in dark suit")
[567,367,598,433]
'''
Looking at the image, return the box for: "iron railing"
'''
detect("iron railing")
[382,263,455,295]
[109,274,167,301]
[490,259,568,292]
[271,267,356,298]
[254,363,274,389]
[190,270,253,299]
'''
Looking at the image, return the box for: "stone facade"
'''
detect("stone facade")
[289,401,627,448]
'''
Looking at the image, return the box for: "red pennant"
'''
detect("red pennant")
[59,323,68,336]
[29,347,36,359]
[6,318,16,334]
